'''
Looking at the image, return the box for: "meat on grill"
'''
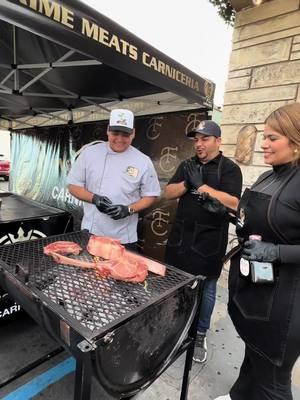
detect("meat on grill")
[49,252,96,269]
[87,235,124,259]
[124,251,166,277]
[43,241,82,256]
[95,258,148,283]
[48,252,148,283]
[44,235,166,282]
[87,236,166,277]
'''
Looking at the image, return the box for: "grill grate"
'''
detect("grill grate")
[0,231,191,333]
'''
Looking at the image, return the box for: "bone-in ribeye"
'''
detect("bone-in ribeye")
[43,241,82,255]
[87,235,166,277]
[43,235,165,283]
[87,235,124,259]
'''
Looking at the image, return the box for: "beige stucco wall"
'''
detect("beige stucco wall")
[222,0,300,388]
[221,0,300,187]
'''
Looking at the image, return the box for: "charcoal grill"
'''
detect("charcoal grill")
[0,230,203,400]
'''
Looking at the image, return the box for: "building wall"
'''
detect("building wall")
[222,0,300,188]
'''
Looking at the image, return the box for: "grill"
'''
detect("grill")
[0,231,203,400]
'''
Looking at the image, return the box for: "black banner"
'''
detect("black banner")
[11,109,208,260]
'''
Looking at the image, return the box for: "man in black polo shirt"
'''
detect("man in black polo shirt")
[165,120,242,363]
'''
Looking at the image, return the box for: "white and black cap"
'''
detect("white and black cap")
[109,109,134,134]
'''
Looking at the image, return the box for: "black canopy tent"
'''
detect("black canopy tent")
[0,0,215,130]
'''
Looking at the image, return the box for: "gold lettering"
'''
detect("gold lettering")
[20,0,74,27]
[129,45,138,60]
[39,0,61,22]
[120,39,130,55]
[142,52,198,92]
[149,56,158,70]
[82,18,99,40]
[61,7,74,28]
[175,70,181,82]
[108,34,121,52]
[193,81,200,92]
[165,64,175,79]
[142,52,151,67]
[157,60,165,74]
[98,27,109,45]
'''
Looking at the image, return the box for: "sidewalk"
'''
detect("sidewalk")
[140,267,300,400]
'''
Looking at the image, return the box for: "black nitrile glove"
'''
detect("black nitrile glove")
[184,159,204,190]
[197,192,227,215]
[92,194,112,213]
[106,204,130,220]
[242,240,279,263]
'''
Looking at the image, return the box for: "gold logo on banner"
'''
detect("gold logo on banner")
[126,166,138,178]
[204,81,214,102]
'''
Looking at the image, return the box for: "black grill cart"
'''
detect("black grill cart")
[0,230,203,400]
[0,191,73,322]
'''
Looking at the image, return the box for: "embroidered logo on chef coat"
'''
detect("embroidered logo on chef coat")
[237,208,245,228]
[126,166,139,178]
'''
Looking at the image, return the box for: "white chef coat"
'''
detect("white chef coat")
[67,142,160,243]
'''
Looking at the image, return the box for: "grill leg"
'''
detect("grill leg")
[74,358,92,400]
[180,278,205,400]
[180,340,195,400]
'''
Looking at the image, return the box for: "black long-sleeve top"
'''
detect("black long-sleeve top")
[251,163,300,265]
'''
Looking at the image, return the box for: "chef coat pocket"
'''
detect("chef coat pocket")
[191,224,224,257]
[167,220,184,247]
[233,273,279,321]
[122,175,140,195]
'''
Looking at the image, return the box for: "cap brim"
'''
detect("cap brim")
[109,125,133,134]
[186,129,212,137]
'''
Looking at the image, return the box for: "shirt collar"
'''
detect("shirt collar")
[194,151,222,165]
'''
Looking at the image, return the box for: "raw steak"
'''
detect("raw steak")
[45,236,165,283]
[124,251,166,277]
[43,241,82,256]
[87,236,166,277]
[47,252,148,282]
[87,235,124,259]
[95,258,148,283]
[48,252,95,269]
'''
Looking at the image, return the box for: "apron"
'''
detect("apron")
[165,211,228,277]
[228,188,300,366]
[165,155,229,277]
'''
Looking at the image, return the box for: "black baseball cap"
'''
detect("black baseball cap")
[187,120,221,138]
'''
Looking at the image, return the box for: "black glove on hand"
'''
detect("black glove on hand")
[184,159,204,190]
[242,240,279,263]
[92,194,112,213]
[106,204,130,220]
[197,193,227,215]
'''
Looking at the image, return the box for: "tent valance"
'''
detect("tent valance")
[0,0,215,129]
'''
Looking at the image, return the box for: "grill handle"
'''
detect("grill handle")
[15,263,29,284]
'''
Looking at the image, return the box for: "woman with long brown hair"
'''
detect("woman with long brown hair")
[216,103,300,400]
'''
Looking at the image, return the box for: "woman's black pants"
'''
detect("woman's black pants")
[230,339,299,399]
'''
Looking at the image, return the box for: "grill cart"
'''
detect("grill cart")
[0,191,73,321]
[0,230,203,400]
